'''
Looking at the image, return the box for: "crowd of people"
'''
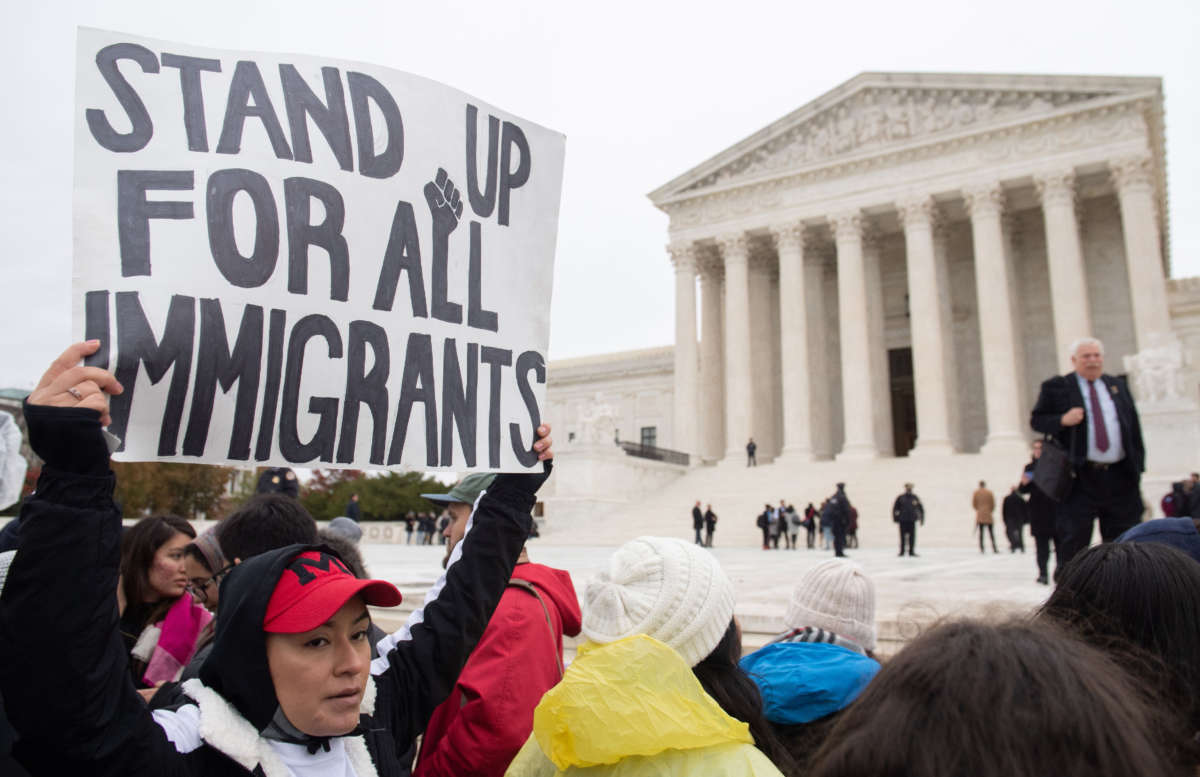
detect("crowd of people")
[742,488,858,555]
[398,510,451,546]
[2,336,1200,777]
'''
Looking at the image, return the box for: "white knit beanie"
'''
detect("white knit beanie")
[785,558,877,651]
[582,536,736,667]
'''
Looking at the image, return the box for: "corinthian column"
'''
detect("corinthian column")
[829,211,878,459]
[806,253,832,458]
[898,195,954,455]
[698,258,725,462]
[1034,168,1092,366]
[963,182,1027,453]
[718,234,753,462]
[1110,155,1172,349]
[771,222,814,460]
[669,242,699,460]
[863,229,894,456]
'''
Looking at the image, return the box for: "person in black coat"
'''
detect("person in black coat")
[827,484,851,558]
[703,505,717,548]
[1030,337,1145,573]
[691,500,704,545]
[892,483,924,557]
[1019,439,1058,585]
[1001,486,1028,553]
[803,503,818,549]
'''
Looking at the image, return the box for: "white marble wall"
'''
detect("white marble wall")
[1168,278,1200,406]
[1083,194,1137,370]
[546,349,675,452]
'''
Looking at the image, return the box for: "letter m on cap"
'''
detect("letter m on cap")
[288,552,351,585]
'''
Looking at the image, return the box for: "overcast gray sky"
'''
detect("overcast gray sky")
[2,0,1196,389]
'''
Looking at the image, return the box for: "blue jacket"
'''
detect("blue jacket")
[739,642,879,725]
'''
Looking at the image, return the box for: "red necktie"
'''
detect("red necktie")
[1088,380,1110,452]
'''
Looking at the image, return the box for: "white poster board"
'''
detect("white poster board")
[72,28,564,472]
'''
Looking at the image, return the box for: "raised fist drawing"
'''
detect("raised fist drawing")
[424,167,464,235]
[424,168,466,323]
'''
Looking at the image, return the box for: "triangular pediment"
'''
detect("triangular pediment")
[650,72,1161,203]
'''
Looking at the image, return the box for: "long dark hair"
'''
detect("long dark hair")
[692,620,799,776]
[119,514,195,623]
[805,619,1191,777]
[1040,541,1200,752]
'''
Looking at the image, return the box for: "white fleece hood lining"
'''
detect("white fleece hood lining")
[178,677,379,777]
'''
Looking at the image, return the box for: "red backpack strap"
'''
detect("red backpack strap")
[507,578,564,678]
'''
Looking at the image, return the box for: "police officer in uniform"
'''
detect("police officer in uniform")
[892,483,924,557]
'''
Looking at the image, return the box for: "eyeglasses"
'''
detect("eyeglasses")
[186,564,235,604]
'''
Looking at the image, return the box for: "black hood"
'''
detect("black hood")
[199,542,325,732]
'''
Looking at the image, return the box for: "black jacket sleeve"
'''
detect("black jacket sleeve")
[371,468,539,748]
[0,405,186,776]
[1030,376,1069,436]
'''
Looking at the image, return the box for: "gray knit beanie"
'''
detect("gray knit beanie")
[785,558,877,651]
[582,536,736,667]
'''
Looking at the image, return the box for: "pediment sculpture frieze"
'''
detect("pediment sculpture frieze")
[681,87,1114,193]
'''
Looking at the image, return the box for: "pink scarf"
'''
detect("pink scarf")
[142,595,213,686]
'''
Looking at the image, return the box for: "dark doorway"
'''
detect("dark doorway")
[889,348,917,457]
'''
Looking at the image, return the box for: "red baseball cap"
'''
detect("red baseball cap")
[264,550,402,634]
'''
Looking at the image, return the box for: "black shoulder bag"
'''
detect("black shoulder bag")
[1033,427,1076,503]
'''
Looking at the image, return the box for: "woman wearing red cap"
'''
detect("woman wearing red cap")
[0,342,554,777]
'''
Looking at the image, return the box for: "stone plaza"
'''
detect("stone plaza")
[361,536,1050,661]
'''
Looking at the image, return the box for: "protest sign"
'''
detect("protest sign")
[72,27,564,472]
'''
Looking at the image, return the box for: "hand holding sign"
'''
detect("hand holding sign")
[533,423,553,462]
[28,341,124,426]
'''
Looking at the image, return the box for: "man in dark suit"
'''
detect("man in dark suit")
[1030,337,1145,574]
[691,500,704,545]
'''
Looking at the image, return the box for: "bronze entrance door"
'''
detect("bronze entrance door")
[889,348,917,456]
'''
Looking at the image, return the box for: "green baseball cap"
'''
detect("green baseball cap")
[421,473,497,506]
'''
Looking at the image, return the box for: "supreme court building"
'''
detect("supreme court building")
[548,72,1200,471]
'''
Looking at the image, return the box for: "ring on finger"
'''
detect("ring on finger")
[66,387,84,400]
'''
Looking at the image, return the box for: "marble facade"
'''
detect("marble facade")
[544,73,1200,508]
[645,72,1197,466]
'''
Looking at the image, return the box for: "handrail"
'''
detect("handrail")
[617,441,689,466]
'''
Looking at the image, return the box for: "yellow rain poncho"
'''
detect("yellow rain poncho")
[504,634,784,776]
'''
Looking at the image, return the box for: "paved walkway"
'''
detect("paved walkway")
[363,539,1052,658]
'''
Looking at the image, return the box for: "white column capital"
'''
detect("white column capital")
[697,252,724,282]
[861,224,882,252]
[1033,168,1077,208]
[962,182,1006,219]
[716,233,750,264]
[1109,155,1155,196]
[828,211,863,242]
[769,222,807,255]
[667,241,698,273]
[896,194,939,229]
